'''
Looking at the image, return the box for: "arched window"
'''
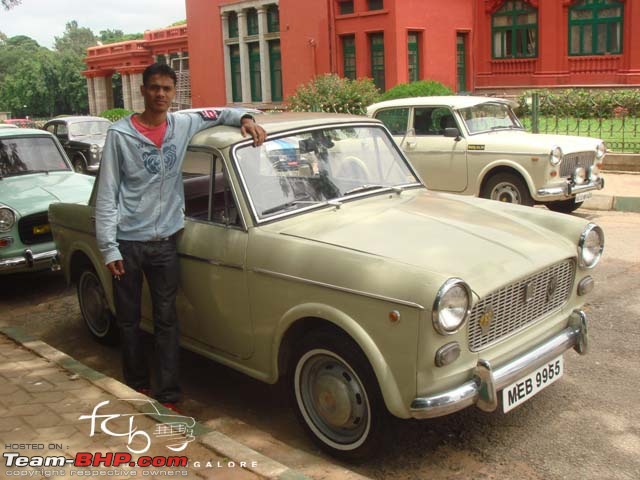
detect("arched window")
[569,0,623,55]
[492,1,538,59]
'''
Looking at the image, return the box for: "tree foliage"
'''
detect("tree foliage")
[98,29,143,45]
[54,20,97,56]
[380,80,453,101]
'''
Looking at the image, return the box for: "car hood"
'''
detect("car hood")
[276,190,578,290]
[0,172,94,216]
[71,135,106,147]
[470,130,601,154]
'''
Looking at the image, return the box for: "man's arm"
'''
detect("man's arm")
[184,109,266,146]
[95,130,123,270]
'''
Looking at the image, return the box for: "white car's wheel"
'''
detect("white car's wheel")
[546,198,584,214]
[77,269,118,344]
[291,331,386,460]
[482,173,533,206]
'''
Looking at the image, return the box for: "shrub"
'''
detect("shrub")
[380,80,453,102]
[516,89,640,118]
[287,74,381,115]
[100,108,133,122]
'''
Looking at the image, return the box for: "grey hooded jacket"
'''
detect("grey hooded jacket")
[96,109,245,265]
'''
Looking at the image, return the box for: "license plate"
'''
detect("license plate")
[502,356,563,413]
[575,192,592,203]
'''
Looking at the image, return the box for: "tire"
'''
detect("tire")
[290,330,387,460]
[545,198,584,214]
[481,172,534,206]
[77,268,118,344]
[73,156,87,174]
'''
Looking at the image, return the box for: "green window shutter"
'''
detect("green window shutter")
[267,5,280,33]
[228,12,238,39]
[229,45,242,102]
[339,1,354,15]
[269,40,282,102]
[368,0,383,11]
[569,0,623,56]
[247,9,259,36]
[408,32,419,83]
[342,35,356,80]
[249,42,262,102]
[370,33,385,91]
[491,0,538,59]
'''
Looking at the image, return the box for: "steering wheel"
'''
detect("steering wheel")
[336,155,371,182]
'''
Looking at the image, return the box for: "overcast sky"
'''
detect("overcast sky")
[1,0,187,49]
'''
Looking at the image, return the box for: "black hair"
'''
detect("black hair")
[142,63,177,86]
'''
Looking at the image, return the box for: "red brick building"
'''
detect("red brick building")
[84,0,640,112]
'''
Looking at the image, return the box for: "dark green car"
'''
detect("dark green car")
[0,128,94,274]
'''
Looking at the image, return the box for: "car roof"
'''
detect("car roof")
[44,116,111,124]
[368,95,512,111]
[189,112,381,149]
[0,128,55,139]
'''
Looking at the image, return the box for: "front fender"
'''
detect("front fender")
[476,159,536,197]
[272,302,411,418]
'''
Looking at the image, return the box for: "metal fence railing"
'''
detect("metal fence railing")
[519,115,640,153]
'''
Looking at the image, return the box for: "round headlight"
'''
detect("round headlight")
[432,278,472,335]
[578,223,604,268]
[549,146,563,166]
[596,142,606,160]
[0,207,16,233]
[573,167,587,185]
[90,144,99,154]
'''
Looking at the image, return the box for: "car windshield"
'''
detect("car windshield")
[69,121,110,137]
[0,137,70,176]
[234,125,420,220]
[458,102,523,134]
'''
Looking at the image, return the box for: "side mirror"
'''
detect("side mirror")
[444,127,461,141]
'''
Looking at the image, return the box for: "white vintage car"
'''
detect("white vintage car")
[367,96,606,213]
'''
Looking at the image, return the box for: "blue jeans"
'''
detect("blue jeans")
[113,236,181,403]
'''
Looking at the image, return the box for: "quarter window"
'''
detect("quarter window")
[492,0,538,59]
[569,0,623,55]
[374,108,409,135]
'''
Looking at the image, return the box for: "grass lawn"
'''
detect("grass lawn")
[519,116,640,153]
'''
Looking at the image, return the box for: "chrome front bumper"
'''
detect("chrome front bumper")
[0,248,60,273]
[410,310,589,419]
[537,177,604,198]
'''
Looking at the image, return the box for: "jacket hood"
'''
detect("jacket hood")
[275,190,577,293]
[0,172,94,215]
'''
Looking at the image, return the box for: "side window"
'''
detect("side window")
[56,123,68,137]
[45,124,56,134]
[182,149,240,227]
[374,108,409,135]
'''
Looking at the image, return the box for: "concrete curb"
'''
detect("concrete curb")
[584,194,640,212]
[0,326,312,480]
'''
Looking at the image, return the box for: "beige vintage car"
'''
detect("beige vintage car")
[49,113,603,459]
[367,96,606,213]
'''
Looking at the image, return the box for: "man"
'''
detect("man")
[96,63,266,410]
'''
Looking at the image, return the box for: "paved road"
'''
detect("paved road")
[1,208,638,480]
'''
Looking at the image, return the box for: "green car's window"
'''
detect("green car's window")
[374,108,409,135]
[0,137,69,177]
[234,125,419,221]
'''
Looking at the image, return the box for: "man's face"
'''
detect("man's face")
[141,74,176,113]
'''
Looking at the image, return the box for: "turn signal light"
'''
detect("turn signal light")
[0,237,13,248]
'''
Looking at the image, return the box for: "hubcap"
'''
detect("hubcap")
[296,350,370,447]
[80,273,109,336]
[491,182,521,204]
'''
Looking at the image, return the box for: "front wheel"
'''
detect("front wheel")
[545,198,584,214]
[481,173,534,206]
[73,157,87,174]
[77,268,118,344]
[291,330,387,460]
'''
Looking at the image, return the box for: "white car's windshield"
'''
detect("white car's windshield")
[69,121,111,137]
[235,125,420,220]
[0,137,70,177]
[458,102,523,134]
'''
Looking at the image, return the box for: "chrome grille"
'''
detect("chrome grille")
[468,259,575,352]
[560,151,595,178]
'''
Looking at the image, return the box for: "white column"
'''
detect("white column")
[237,11,251,103]
[86,77,97,116]
[93,76,111,115]
[257,6,271,103]
[221,12,233,104]
[130,73,145,112]
[121,74,132,110]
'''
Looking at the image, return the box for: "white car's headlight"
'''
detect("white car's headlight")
[0,207,16,232]
[90,144,99,154]
[578,223,604,268]
[549,146,563,166]
[596,142,606,160]
[432,278,472,335]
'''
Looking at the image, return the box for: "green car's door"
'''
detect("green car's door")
[176,149,253,359]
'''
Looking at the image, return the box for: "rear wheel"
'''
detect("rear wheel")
[481,172,533,206]
[77,268,118,344]
[290,330,387,460]
[73,156,87,174]
[546,198,584,214]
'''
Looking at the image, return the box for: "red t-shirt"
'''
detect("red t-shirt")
[131,115,167,148]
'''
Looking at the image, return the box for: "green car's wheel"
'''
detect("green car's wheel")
[77,268,118,344]
[291,330,387,460]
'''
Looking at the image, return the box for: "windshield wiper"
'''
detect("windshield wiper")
[262,200,322,215]
[342,184,386,196]
[5,169,49,177]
